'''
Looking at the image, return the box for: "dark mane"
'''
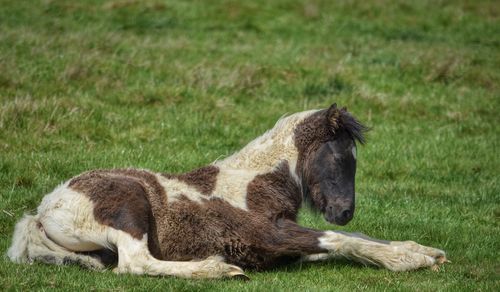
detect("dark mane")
[339,109,369,145]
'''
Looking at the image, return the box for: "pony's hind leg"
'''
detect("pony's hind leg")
[8,184,109,270]
[7,213,106,270]
[32,183,113,270]
[108,229,247,279]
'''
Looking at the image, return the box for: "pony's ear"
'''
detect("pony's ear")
[326,103,341,131]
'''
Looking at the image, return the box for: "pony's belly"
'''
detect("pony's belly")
[155,197,298,270]
[155,199,227,262]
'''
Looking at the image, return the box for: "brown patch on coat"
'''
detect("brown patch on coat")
[162,165,219,195]
[158,195,325,270]
[68,169,167,258]
[246,161,301,221]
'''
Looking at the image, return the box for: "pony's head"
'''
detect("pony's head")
[294,103,368,226]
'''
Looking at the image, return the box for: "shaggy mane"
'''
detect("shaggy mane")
[339,108,369,145]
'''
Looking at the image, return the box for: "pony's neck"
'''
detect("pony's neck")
[215,110,317,173]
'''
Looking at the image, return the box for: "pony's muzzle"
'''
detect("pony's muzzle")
[337,208,353,224]
[325,204,354,226]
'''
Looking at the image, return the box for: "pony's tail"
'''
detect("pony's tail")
[7,214,65,264]
[7,214,40,263]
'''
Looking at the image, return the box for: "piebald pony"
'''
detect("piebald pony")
[7,104,447,279]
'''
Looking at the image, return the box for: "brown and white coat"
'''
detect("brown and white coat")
[7,105,447,279]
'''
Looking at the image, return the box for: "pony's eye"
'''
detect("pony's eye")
[326,141,337,153]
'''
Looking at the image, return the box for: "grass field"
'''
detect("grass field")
[1,0,499,290]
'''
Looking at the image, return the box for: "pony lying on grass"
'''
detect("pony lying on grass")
[7,103,448,279]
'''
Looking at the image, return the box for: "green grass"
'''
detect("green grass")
[1,0,499,290]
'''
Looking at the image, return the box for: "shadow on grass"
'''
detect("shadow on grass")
[265,256,373,275]
[27,253,375,281]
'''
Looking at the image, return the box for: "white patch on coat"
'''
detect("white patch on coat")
[211,168,261,210]
[156,175,204,204]
[287,158,301,185]
[156,170,257,210]
[216,110,318,172]
[351,146,357,160]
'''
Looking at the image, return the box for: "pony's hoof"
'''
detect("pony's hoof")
[430,255,450,271]
[230,273,250,281]
[226,265,249,280]
[436,255,450,264]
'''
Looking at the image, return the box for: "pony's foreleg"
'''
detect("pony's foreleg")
[108,229,247,279]
[344,232,446,259]
[311,231,447,271]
